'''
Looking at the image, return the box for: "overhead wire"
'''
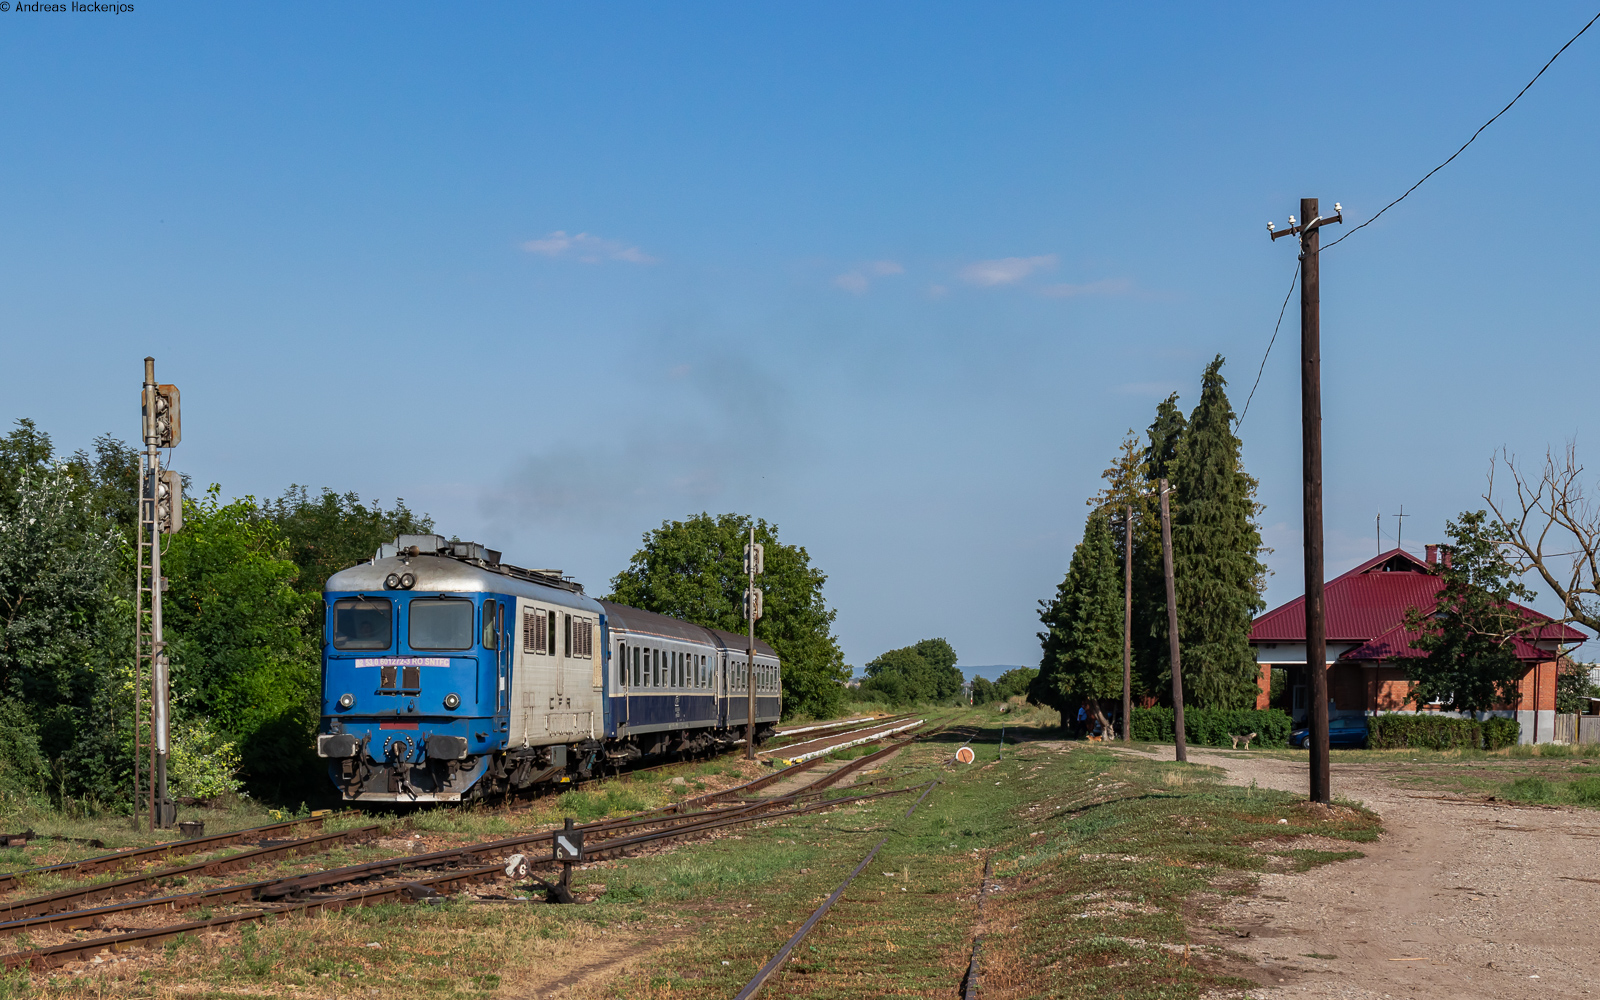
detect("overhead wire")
[1234,262,1299,429]
[1322,8,1600,253]
[1234,8,1600,428]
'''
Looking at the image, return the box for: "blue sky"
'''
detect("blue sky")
[4,3,1599,672]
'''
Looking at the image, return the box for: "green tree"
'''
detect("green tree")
[1091,431,1161,702]
[606,513,849,720]
[1169,356,1267,709]
[858,638,963,706]
[970,675,995,705]
[992,662,1043,700]
[0,420,142,806]
[1404,511,1537,715]
[261,486,432,598]
[162,487,319,800]
[1035,507,1124,731]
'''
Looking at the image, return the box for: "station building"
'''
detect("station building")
[1248,546,1584,744]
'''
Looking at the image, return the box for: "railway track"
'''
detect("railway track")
[0,714,943,973]
[0,814,340,893]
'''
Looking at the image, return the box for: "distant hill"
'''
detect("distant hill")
[961,664,1030,682]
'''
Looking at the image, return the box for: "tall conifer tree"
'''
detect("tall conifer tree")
[1170,356,1267,709]
[1090,432,1159,703]
[1035,507,1124,731]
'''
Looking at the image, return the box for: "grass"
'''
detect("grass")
[0,708,1380,998]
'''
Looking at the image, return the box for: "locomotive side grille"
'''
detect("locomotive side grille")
[536,610,548,654]
[522,610,537,653]
[573,617,593,658]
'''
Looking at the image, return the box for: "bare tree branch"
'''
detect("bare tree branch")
[1486,443,1600,635]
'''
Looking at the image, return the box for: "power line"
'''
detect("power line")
[1323,9,1600,252]
[1235,9,1599,429]
[1234,261,1298,429]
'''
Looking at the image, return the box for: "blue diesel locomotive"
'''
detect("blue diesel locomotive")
[315,534,781,803]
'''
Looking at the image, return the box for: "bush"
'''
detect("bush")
[1482,717,1521,750]
[1130,707,1293,748]
[168,718,244,801]
[1367,714,1521,751]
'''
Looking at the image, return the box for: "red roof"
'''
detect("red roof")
[1250,548,1585,661]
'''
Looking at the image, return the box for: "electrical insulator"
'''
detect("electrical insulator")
[157,469,183,534]
[744,586,763,621]
[744,541,764,576]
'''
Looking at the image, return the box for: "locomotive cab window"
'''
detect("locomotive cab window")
[409,598,474,651]
[332,598,391,651]
[482,600,499,650]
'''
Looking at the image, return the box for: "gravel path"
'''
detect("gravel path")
[1110,745,1600,999]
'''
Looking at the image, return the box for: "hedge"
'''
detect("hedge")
[1130,707,1293,749]
[1367,714,1520,751]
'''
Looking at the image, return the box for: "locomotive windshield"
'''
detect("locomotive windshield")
[408,598,474,651]
[331,598,392,650]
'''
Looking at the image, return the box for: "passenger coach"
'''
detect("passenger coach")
[316,534,780,803]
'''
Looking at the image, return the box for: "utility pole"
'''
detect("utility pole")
[1270,198,1342,805]
[1122,504,1133,744]
[744,526,763,761]
[1159,479,1186,763]
[1395,505,1408,552]
[137,357,182,829]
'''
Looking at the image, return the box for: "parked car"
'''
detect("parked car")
[1290,715,1369,748]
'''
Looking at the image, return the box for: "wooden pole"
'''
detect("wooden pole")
[745,524,757,761]
[1122,504,1133,744]
[1300,196,1331,804]
[1160,479,1186,762]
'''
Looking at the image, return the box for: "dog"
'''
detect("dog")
[1230,732,1257,750]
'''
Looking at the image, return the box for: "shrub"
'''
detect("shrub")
[1367,714,1521,751]
[1129,707,1293,748]
[1482,717,1521,751]
[168,718,243,801]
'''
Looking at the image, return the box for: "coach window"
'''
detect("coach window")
[618,642,627,687]
[409,598,473,651]
[632,646,641,687]
[675,651,682,688]
[332,598,391,651]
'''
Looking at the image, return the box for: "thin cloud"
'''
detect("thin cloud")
[521,230,656,264]
[1039,277,1134,298]
[833,259,905,294]
[959,254,1056,287]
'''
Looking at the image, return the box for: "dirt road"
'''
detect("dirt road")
[1114,746,1600,999]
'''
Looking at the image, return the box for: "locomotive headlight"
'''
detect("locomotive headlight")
[338,693,356,710]
[384,573,401,589]
[443,692,461,710]
[399,573,417,589]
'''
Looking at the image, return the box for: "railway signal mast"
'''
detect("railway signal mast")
[136,357,182,830]
[744,528,763,761]
[1270,198,1342,806]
